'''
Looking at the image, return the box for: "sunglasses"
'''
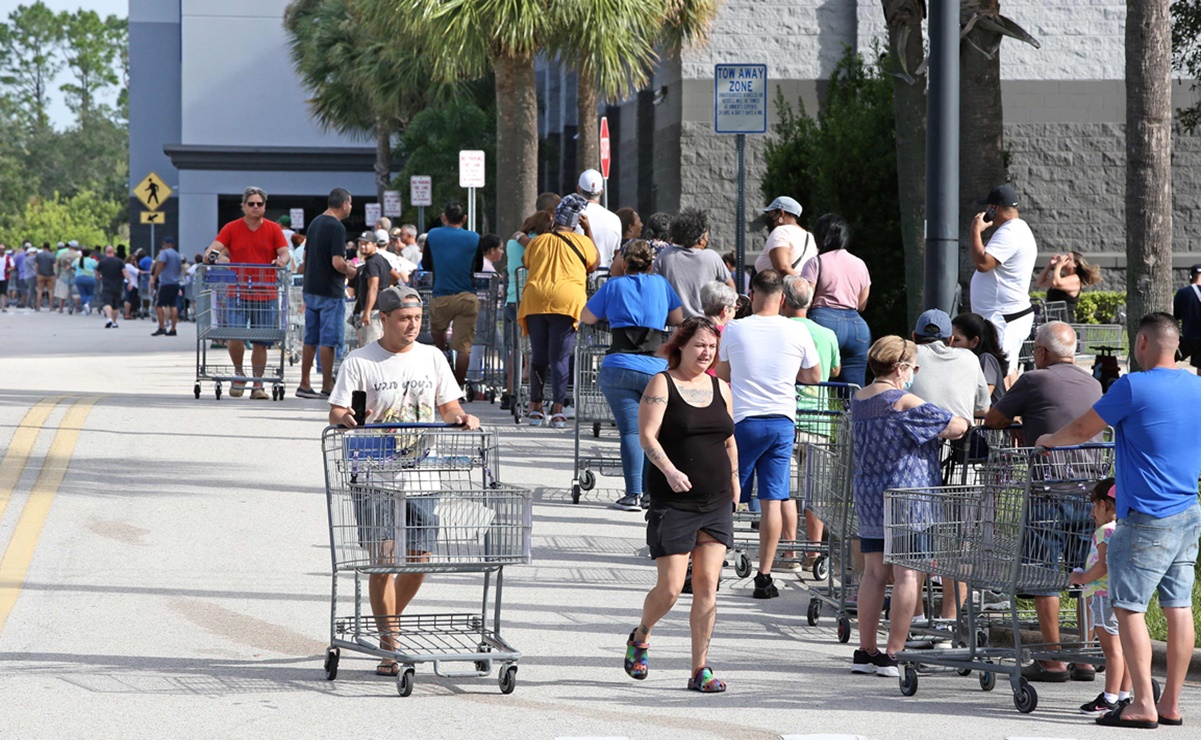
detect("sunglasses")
[245,201,265,208]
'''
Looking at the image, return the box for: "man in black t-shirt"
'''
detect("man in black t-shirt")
[354,230,393,347]
[95,245,126,328]
[297,188,357,399]
[1173,264,1201,373]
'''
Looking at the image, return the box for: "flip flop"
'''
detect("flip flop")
[1096,704,1158,729]
[623,630,648,680]
[687,666,726,693]
[1158,715,1184,727]
[376,660,400,676]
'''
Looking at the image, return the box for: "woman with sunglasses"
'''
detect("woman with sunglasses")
[849,336,969,678]
[624,316,736,693]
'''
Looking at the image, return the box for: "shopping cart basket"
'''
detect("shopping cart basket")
[193,263,288,400]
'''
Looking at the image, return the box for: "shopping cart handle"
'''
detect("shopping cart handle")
[330,422,468,431]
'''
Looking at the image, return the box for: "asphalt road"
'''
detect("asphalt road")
[0,309,1196,738]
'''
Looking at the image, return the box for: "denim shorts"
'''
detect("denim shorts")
[352,491,440,557]
[735,415,794,501]
[1108,503,1201,613]
[1021,493,1093,596]
[1088,594,1119,635]
[224,296,280,347]
[304,293,346,348]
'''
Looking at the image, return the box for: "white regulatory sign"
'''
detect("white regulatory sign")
[383,190,402,217]
[365,202,381,226]
[410,176,432,207]
[714,64,767,134]
[289,208,305,230]
[458,150,486,188]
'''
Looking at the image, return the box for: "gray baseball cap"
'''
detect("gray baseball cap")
[377,285,423,312]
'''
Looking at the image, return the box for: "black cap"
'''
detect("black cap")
[976,184,1019,208]
[1191,264,1201,277]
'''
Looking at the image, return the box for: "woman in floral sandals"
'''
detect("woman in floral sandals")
[625,316,738,693]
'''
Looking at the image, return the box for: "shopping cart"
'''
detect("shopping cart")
[801,416,857,643]
[285,279,304,366]
[465,272,506,402]
[321,423,532,696]
[193,263,288,400]
[885,444,1121,714]
[570,321,621,503]
[732,382,856,583]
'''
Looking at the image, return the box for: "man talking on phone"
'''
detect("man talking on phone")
[328,284,479,676]
[969,183,1038,382]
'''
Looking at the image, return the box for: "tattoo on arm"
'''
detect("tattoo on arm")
[645,446,667,464]
[641,393,667,405]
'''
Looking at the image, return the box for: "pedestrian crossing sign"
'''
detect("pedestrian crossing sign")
[134,172,172,211]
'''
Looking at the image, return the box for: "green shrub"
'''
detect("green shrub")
[1074,291,1124,324]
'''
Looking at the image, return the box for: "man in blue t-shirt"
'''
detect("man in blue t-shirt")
[425,201,480,387]
[151,237,183,335]
[1038,313,1201,730]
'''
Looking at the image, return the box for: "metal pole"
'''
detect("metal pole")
[602,179,608,210]
[150,222,155,260]
[468,187,475,232]
[925,0,960,314]
[735,133,746,293]
[418,205,425,234]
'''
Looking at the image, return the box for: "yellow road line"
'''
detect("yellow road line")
[0,396,65,525]
[0,395,102,636]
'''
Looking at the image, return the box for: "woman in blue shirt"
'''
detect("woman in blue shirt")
[581,240,684,511]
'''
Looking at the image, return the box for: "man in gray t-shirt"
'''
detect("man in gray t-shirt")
[652,208,735,318]
[910,309,990,420]
[151,237,184,336]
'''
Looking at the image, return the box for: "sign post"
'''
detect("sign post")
[410,175,432,233]
[599,116,611,209]
[383,190,402,219]
[133,171,173,257]
[458,150,486,233]
[714,64,767,293]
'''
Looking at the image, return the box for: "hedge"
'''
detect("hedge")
[1030,291,1124,324]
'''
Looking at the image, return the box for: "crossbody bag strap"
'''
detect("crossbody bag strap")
[552,231,589,270]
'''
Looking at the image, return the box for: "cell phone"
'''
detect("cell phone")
[351,390,367,427]
[982,205,997,224]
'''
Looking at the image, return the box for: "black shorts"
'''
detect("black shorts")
[0,280,7,294]
[101,287,122,308]
[646,504,733,559]
[156,284,180,308]
[1180,339,1201,369]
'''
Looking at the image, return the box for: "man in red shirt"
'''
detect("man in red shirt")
[203,186,291,399]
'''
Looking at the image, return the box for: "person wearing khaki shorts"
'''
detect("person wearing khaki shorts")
[432,291,480,375]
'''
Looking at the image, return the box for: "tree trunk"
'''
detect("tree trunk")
[1125,0,1174,363]
[883,0,927,324]
[958,0,1007,290]
[375,121,392,206]
[576,70,600,180]
[493,51,540,236]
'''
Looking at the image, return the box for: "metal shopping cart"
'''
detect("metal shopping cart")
[321,423,532,696]
[885,443,1125,714]
[193,263,289,400]
[732,382,856,583]
[465,272,506,402]
[285,278,304,366]
[801,414,857,643]
[570,321,621,503]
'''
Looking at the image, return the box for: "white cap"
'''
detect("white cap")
[578,169,604,195]
[373,229,389,246]
[762,196,803,218]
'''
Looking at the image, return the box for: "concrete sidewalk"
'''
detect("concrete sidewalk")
[0,310,1196,738]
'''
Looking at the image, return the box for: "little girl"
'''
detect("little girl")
[1069,478,1132,714]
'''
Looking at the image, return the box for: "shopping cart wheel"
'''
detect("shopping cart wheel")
[806,598,820,626]
[397,667,415,697]
[956,666,972,677]
[812,555,829,582]
[734,552,752,579]
[465,385,476,402]
[592,422,601,438]
[323,648,339,681]
[899,665,918,696]
[571,483,581,505]
[1013,679,1037,713]
[1152,677,1162,703]
[474,644,492,672]
[979,665,996,691]
[578,470,596,491]
[498,665,517,695]
[975,629,989,648]
[215,384,222,400]
[193,383,201,400]
[837,616,851,644]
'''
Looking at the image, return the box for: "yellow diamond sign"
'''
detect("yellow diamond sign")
[139,211,167,225]
[133,172,172,211]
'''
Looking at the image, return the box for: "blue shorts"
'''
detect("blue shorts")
[353,492,440,557]
[223,296,279,348]
[1021,493,1093,596]
[304,293,346,348]
[735,415,794,502]
[1108,503,1201,613]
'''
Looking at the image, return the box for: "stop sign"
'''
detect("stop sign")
[599,116,611,180]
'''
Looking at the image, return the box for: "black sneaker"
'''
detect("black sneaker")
[151,327,167,336]
[752,573,779,599]
[851,648,876,674]
[1080,692,1117,715]
[872,652,899,677]
[295,387,323,399]
[640,494,650,510]
[166,329,177,336]
[499,394,513,411]
[612,494,640,511]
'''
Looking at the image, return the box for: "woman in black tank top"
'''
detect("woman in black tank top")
[622,317,737,693]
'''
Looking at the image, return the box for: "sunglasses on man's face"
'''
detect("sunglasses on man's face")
[245,201,265,208]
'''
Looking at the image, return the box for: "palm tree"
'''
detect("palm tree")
[1126,0,1174,355]
[284,0,449,203]
[367,0,552,236]
[558,0,719,181]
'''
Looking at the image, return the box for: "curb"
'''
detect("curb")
[989,625,1201,682]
